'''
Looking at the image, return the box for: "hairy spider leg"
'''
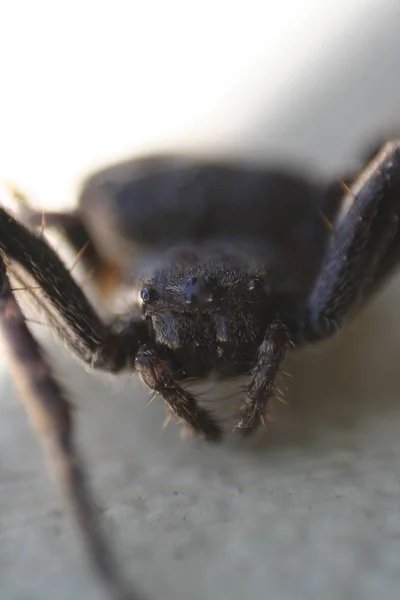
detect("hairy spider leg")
[0,255,144,600]
[135,345,222,441]
[234,143,400,434]
[0,208,148,369]
[234,315,289,434]
[8,202,122,298]
[301,141,400,341]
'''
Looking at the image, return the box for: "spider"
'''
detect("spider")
[1,139,400,599]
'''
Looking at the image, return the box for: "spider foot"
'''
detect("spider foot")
[162,405,222,442]
[136,347,223,443]
[178,404,223,443]
[233,406,267,437]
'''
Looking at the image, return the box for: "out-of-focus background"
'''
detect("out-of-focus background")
[2,1,400,599]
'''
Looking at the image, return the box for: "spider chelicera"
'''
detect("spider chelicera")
[1,140,400,599]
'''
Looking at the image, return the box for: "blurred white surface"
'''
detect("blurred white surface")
[2,2,400,600]
[0,0,395,207]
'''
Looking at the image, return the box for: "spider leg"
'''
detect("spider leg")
[0,256,143,600]
[36,209,123,298]
[0,206,148,369]
[25,207,102,270]
[299,141,400,342]
[135,345,222,441]
[234,316,289,434]
[367,236,400,293]
[7,186,100,269]
[8,190,123,298]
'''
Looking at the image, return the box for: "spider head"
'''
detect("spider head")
[136,251,271,353]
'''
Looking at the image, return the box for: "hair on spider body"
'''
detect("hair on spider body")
[136,249,269,338]
[2,141,400,599]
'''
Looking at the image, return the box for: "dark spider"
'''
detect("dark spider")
[1,139,400,599]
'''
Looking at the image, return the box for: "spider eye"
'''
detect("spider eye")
[247,278,263,293]
[140,286,157,303]
[185,276,201,304]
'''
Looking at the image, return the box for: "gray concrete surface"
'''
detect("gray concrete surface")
[2,2,400,600]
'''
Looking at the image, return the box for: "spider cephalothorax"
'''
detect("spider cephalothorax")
[137,252,270,352]
[2,141,400,599]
